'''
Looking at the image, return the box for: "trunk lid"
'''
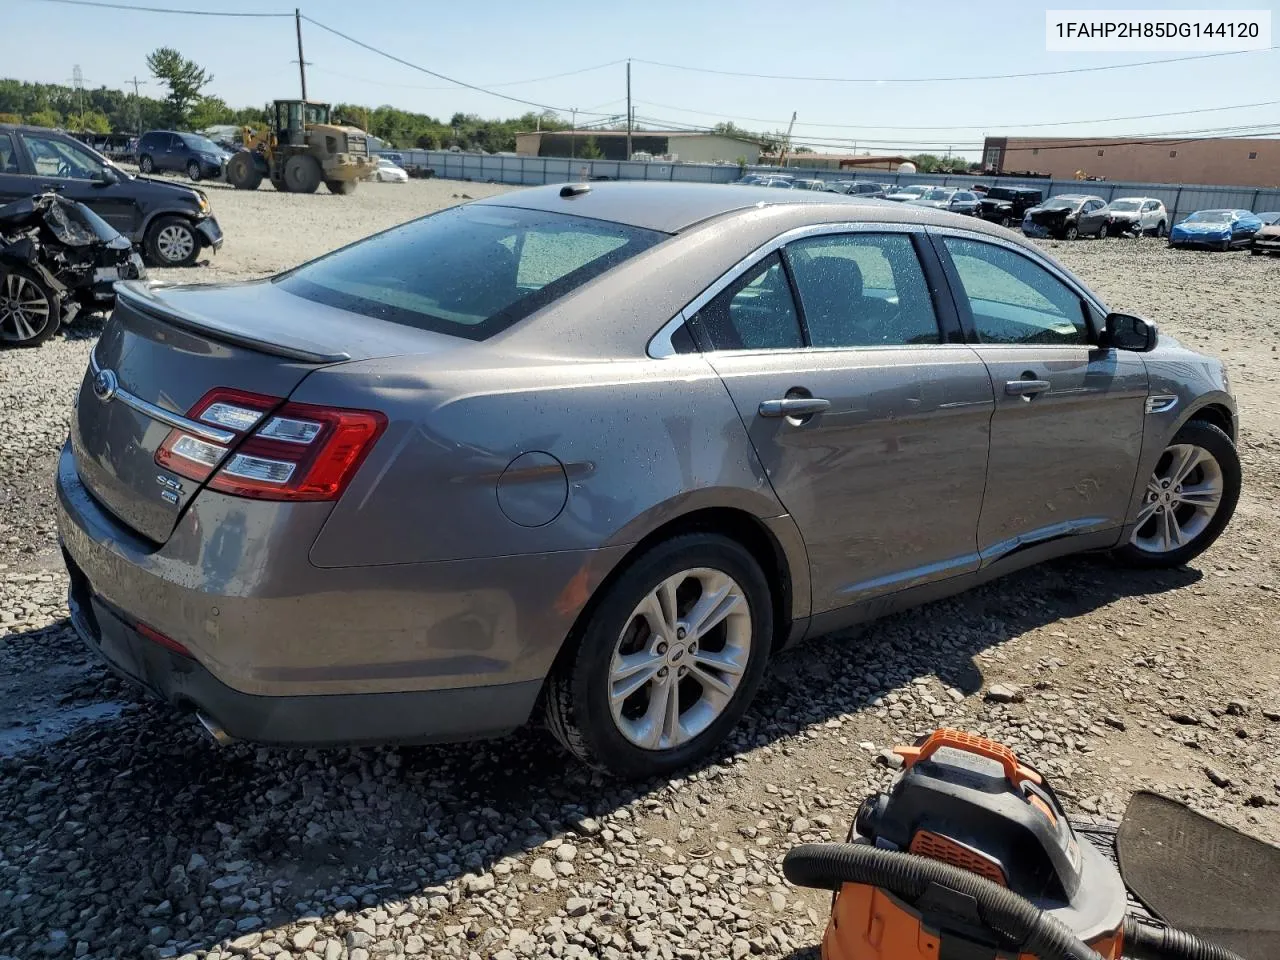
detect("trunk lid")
[71,281,460,543]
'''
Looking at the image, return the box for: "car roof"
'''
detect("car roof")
[477,181,879,233]
[474,180,1028,237]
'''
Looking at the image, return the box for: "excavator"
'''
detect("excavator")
[225,99,376,195]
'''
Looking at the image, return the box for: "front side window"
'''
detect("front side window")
[942,237,1088,346]
[786,233,939,348]
[20,133,103,180]
[0,133,18,174]
[687,253,803,352]
[277,204,665,341]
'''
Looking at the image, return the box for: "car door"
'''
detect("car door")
[1078,199,1107,235]
[932,230,1147,561]
[687,226,996,616]
[16,131,142,237]
[0,131,34,206]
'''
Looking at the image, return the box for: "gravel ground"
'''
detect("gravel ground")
[2,182,1278,960]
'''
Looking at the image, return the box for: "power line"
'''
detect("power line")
[300,15,578,113]
[306,59,625,93]
[632,46,1278,84]
[784,126,1280,154]
[632,97,1280,133]
[25,0,291,15]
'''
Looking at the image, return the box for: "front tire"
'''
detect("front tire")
[186,160,201,181]
[544,534,773,778]
[283,155,322,194]
[1112,420,1240,569]
[999,215,1013,228]
[225,152,263,191]
[1064,224,1079,241]
[138,154,154,174]
[1220,239,1231,252]
[0,266,62,347]
[325,178,357,195]
[144,216,200,267]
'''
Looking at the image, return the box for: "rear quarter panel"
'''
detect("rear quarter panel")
[301,352,787,568]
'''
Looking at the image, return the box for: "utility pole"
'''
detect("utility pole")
[625,60,632,161]
[294,9,308,100]
[778,111,797,167]
[571,107,577,160]
[127,75,148,139]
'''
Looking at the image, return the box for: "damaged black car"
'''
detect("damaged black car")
[0,192,145,347]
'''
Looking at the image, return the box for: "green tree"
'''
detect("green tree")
[577,135,604,160]
[189,95,234,130]
[0,112,21,124]
[73,110,111,134]
[26,107,61,128]
[146,47,212,128]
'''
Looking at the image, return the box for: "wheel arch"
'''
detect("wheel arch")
[1183,400,1235,442]
[546,505,806,698]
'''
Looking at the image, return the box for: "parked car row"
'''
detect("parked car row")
[1015,192,1275,252]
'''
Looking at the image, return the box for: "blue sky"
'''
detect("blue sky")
[8,0,1279,157]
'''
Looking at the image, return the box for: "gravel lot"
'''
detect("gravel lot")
[2,180,1278,960]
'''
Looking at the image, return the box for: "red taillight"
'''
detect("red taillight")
[136,622,193,658]
[206,402,386,501]
[154,389,386,502]
[155,388,282,482]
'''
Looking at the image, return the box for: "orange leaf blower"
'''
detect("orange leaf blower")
[784,729,1247,960]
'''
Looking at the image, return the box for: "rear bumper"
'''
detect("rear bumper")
[55,440,626,744]
[63,550,540,745]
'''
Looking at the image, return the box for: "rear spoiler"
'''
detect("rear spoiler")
[116,282,351,365]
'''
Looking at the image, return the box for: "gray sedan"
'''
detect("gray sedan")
[58,182,1240,778]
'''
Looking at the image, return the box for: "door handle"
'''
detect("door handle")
[1005,379,1051,398]
[759,397,831,418]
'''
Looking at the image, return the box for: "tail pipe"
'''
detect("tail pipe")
[783,843,1247,960]
[196,712,234,746]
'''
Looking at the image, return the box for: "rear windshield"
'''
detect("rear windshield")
[276,204,666,340]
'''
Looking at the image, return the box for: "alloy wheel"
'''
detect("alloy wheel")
[0,272,54,343]
[1130,443,1224,554]
[156,224,196,263]
[608,567,752,751]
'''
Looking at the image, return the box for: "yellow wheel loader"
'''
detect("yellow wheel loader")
[225,100,376,195]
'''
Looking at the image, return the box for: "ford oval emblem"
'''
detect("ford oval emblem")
[92,369,118,403]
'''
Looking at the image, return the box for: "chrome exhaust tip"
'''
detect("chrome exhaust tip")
[196,712,234,746]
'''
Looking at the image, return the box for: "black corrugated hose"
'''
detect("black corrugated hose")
[1121,919,1249,960]
[783,843,1247,960]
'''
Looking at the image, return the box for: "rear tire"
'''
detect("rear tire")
[144,215,200,267]
[0,265,62,347]
[544,534,773,779]
[225,152,263,191]
[325,178,358,195]
[999,215,1013,228]
[1112,420,1240,569]
[1099,223,1110,239]
[283,155,322,194]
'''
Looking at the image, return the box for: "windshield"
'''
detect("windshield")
[1186,210,1231,223]
[1042,198,1079,210]
[922,189,952,200]
[276,204,666,340]
[1260,212,1280,224]
[1109,200,1141,211]
[181,134,223,154]
[895,186,926,196]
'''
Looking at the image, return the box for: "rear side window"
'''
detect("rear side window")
[687,253,803,351]
[276,204,665,340]
[0,133,18,174]
[786,233,939,347]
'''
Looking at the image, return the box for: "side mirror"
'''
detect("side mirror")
[1104,312,1159,352]
[95,166,120,186]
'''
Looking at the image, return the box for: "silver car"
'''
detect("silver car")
[57,182,1240,778]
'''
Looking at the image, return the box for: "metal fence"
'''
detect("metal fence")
[386,150,1280,224]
